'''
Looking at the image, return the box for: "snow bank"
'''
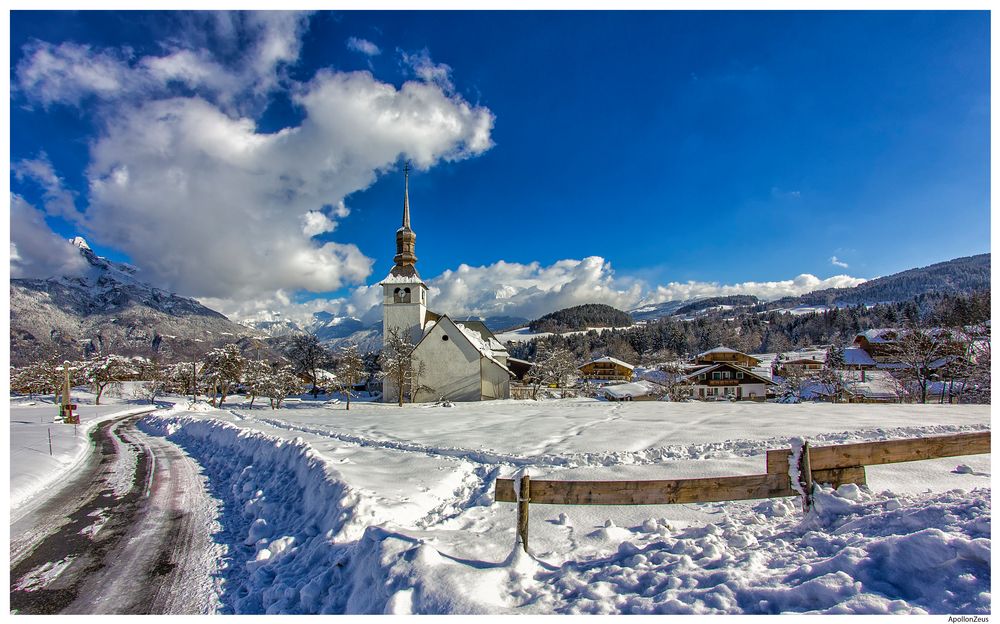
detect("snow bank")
[137,400,991,614]
[10,402,159,513]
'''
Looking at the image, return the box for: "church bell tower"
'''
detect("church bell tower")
[381,163,428,347]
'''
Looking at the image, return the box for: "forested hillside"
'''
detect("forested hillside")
[768,253,990,309]
[528,303,633,333]
[509,291,990,365]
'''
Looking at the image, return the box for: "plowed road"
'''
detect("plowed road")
[10,412,220,614]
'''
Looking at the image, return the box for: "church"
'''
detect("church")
[381,166,512,403]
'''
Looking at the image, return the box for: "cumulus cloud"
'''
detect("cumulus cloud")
[206,252,869,329]
[830,256,849,268]
[10,194,89,279]
[15,15,495,314]
[245,257,864,328]
[347,37,381,56]
[647,273,866,303]
[15,11,309,110]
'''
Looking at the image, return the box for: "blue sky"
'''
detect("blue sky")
[10,11,989,324]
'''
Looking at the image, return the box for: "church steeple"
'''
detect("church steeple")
[402,161,411,229]
[391,162,419,278]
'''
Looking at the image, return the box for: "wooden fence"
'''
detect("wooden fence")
[495,431,990,551]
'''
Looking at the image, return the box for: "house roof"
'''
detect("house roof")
[682,363,775,385]
[581,356,635,370]
[696,346,760,363]
[843,347,876,366]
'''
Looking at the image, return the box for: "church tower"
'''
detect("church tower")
[381,163,428,347]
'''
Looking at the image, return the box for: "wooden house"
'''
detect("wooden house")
[682,347,773,401]
[579,356,634,382]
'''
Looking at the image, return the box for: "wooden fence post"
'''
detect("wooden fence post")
[517,474,530,553]
[798,441,814,513]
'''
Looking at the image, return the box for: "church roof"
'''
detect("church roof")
[416,315,511,374]
[454,320,505,352]
[380,270,427,286]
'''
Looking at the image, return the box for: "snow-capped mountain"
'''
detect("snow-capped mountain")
[11,238,261,365]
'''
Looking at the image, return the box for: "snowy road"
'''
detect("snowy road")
[10,413,221,614]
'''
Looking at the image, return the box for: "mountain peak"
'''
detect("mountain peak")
[68,236,91,251]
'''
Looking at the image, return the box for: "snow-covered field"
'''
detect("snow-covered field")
[133,397,990,614]
[10,389,161,515]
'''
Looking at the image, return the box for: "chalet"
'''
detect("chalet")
[853,328,967,366]
[579,356,634,382]
[774,356,824,377]
[682,346,774,401]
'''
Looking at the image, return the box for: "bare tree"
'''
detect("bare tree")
[888,327,962,404]
[656,360,691,401]
[529,345,578,400]
[82,355,138,405]
[777,364,808,403]
[264,366,303,409]
[336,345,366,410]
[242,359,273,409]
[286,334,330,398]
[201,344,247,408]
[382,328,423,407]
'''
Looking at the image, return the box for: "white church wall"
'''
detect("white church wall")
[480,359,511,400]
[413,318,484,402]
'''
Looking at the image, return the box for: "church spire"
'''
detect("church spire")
[402,161,411,229]
[391,162,419,278]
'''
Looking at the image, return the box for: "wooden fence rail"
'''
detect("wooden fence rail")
[495,431,989,551]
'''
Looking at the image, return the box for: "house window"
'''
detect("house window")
[699,374,706,381]
[736,372,744,379]
[712,372,721,380]
[722,371,731,380]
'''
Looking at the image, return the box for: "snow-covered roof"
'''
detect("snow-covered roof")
[454,320,505,352]
[682,363,775,385]
[843,348,876,367]
[857,329,897,344]
[698,346,742,357]
[431,316,511,374]
[582,356,635,370]
[603,380,660,399]
[380,273,428,286]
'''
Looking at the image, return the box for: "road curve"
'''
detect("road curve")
[10,413,222,614]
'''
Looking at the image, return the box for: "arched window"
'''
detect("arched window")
[402,287,411,303]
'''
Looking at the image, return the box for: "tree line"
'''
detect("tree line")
[510,291,990,366]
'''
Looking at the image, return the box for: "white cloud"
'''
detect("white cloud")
[224,256,868,327]
[16,41,133,106]
[10,194,89,279]
[12,154,82,222]
[830,256,849,268]
[301,210,337,237]
[648,273,866,304]
[75,69,492,304]
[347,37,381,57]
[400,48,453,91]
[15,11,310,110]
